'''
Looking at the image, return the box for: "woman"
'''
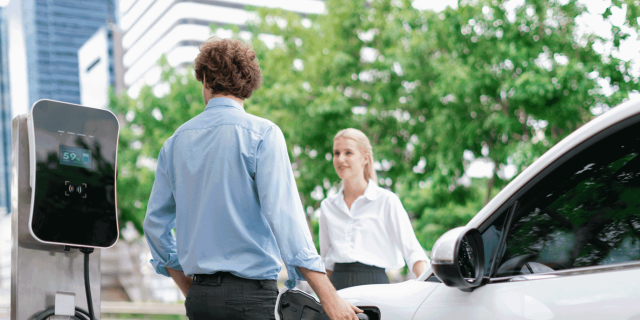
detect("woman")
[319,128,430,291]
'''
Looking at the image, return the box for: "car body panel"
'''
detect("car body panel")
[338,279,440,320]
[414,264,640,320]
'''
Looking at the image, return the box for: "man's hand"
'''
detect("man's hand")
[320,293,363,320]
[167,267,193,297]
[298,267,362,320]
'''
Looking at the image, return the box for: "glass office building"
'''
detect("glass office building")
[0,0,116,216]
[0,7,11,215]
[22,0,116,106]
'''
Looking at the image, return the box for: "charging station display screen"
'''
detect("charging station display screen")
[29,100,120,248]
[59,145,92,168]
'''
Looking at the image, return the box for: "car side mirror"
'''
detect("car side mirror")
[431,227,485,292]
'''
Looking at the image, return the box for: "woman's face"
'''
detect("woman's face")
[333,137,367,182]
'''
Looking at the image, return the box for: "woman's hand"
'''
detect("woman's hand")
[412,260,428,278]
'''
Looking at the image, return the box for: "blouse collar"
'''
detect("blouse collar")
[332,179,378,203]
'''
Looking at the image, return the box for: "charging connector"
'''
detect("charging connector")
[34,247,96,320]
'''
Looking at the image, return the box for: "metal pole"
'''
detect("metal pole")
[10,114,101,319]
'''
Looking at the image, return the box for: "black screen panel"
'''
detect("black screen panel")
[30,100,119,248]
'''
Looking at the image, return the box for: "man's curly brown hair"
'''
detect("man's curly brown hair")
[194,37,262,99]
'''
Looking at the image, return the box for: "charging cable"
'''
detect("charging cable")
[80,248,95,320]
[34,307,91,320]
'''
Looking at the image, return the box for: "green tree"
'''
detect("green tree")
[244,0,639,249]
[111,0,639,251]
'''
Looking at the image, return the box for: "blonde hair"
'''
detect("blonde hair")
[334,128,378,184]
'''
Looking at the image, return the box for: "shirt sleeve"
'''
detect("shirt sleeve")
[388,194,430,277]
[143,147,182,277]
[319,202,335,271]
[255,125,326,281]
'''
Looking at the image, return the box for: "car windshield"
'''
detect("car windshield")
[485,120,640,277]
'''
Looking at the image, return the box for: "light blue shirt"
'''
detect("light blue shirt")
[143,97,325,281]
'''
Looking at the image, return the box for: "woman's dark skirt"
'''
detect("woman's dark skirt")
[329,262,390,291]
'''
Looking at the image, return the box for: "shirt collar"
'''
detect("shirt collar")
[363,179,378,201]
[204,97,245,112]
[332,179,378,203]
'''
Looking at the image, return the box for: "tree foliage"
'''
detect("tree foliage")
[110,0,639,251]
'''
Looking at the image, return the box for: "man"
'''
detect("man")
[143,37,361,320]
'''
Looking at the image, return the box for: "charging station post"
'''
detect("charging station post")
[11,100,120,319]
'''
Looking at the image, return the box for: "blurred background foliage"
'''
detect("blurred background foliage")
[110,0,640,251]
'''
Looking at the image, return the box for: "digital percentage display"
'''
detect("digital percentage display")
[59,145,92,169]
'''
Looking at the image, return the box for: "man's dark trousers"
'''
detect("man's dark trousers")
[185,272,278,320]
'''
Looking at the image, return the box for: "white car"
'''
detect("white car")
[338,98,640,320]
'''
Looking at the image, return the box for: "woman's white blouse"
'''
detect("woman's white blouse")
[319,180,429,276]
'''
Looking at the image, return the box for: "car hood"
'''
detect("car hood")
[338,280,440,320]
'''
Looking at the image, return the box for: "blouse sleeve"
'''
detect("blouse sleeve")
[388,194,430,277]
[319,201,335,271]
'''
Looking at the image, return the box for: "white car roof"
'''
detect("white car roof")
[467,98,640,228]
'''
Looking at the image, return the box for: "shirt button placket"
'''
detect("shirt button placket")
[349,203,355,254]
[348,220,353,254]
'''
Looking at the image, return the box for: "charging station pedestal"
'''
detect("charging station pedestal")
[11,109,106,319]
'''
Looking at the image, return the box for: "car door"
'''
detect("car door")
[413,114,640,319]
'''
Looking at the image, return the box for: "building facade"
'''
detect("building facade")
[0,6,10,312]
[22,0,117,106]
[0,6,11,216]
[0,0,117,217]
[78,25,125,109]
[118,0,326,98]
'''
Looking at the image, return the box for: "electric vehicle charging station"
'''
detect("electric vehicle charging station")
[10,100,119,319]
[8,99,362,320]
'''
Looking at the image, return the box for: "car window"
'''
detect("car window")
[494,120,640,277]
[481,213,507,276]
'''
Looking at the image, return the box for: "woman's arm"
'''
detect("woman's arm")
[388,195,430,277]
[412,260,428,277]
[319,203,334,275]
